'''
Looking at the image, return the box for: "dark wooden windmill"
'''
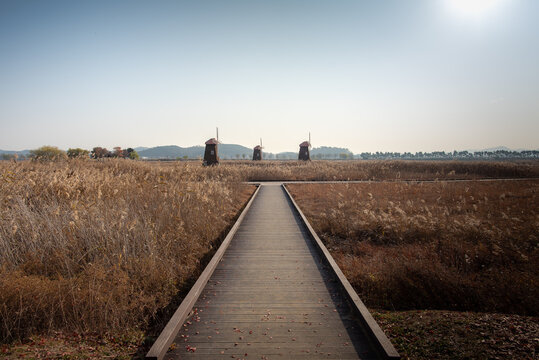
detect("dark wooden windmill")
[298,133,311,161]
[252,138,263,161]
[203,128,220,166]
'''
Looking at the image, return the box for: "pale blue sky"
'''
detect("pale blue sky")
[0,0,537,153]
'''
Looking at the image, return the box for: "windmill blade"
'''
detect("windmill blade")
[215,127,223,144]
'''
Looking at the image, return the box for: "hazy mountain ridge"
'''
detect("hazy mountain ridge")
[0,149,31,155]
[138,144,254,159]
[1,145,352,159]
[467,146,531,152]
[1,145,536,160]
[137,144,354,159]
[138,145,204,159]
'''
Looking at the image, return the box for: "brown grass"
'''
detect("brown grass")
[373,310,539,359]
[0,159,254,341]
[1,158,537,349]
[159,159,539,181]
[287,180,539,315]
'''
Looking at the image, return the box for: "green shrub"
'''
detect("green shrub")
[67,148,90,158]
[30,146,67,161]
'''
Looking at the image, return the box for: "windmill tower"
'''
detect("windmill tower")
[203,127,220,166]
[253,138,263,161]
[298,132,311,161]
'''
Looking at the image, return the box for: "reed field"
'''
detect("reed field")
[0,159,254,342]
[287,180,538,314]
[0,159,538,358]
[287,180,539,359]
[212,159,539,181]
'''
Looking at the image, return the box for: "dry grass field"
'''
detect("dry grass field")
[1,159,538,359]
[287,180,538,314]
[372,310,538,359]
[218,159,539,181]
[0,159,254,343]
[287,180,539,359]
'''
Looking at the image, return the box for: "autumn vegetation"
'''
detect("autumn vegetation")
[219,159,539,181]
[287,180,538,314]
[0,159,253,342]
[287,179,538,358]
[29,146,68,161]
[0,158,538,359]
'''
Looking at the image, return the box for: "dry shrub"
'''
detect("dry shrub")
[0,159,254,341]
[288,181,539,315]
[216,159,539,181]
[1,158,537,342]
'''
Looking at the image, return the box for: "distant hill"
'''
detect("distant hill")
[468,146,513,152]
[275,152,297,159]
[2,145,535,161]
[467,146,536,152]
[130,144,355,159]
[219,144,254,159]
[270,146,353,159]
[0,149,31,156]
[311,146,353,156]
[138,144,254,159]
[138,145,204,159]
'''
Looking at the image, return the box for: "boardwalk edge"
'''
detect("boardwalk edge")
[282,184,400,360]
[145,185,261,360]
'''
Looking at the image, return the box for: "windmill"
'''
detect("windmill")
[203,127,220,166]
[253,138,264,161]
[298,132,311,161]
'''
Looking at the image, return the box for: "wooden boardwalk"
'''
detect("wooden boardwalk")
[159,184,391,359]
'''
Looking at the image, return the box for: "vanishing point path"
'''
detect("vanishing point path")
[162,184,390,359]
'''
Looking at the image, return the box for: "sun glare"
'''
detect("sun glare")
[445,0,505,19]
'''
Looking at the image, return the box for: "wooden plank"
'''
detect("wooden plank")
[282,184,400,359]
[154,184,398,360]
[145,186,261,360]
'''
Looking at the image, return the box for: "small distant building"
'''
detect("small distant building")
[203,138,219,166]
[298,141,310,161]
[253,145,262,161]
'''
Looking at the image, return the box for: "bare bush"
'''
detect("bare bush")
[217,159,539,181]
[1,159,537,342]
[0,159,253,341]
[287,181,539,315]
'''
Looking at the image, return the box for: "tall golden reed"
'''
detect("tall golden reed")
[0,159,252,341]
[288,181,538,315]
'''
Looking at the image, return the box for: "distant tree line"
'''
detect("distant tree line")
[0,154,21,161]
[0,146,139,161]
[90,147,139,159]
[357,150,539,160]
[2,147,537,161]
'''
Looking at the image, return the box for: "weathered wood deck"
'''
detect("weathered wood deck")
[150,184,397,359]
